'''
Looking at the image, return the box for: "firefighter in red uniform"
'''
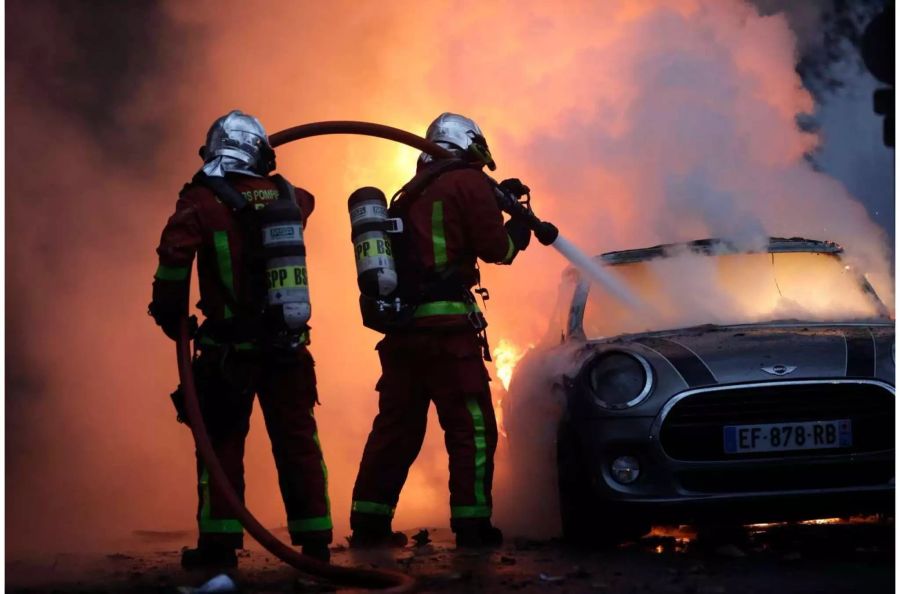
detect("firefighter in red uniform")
[149,111,332,567]
[350,113,532,548]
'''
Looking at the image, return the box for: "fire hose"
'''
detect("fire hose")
[175,121,562,591]
[270,121,560,244]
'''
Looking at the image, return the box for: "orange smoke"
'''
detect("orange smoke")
[6,0,893,558]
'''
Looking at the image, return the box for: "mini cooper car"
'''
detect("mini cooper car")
[505,238,894,544]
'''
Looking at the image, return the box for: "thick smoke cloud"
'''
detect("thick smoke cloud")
[750,0,894,247]
[6,0,893,558]
[6,0,209,555]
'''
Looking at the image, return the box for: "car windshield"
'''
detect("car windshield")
[581,249,889,338]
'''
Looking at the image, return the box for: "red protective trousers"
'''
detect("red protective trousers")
[350,329,498,532]
[192,344,331,549]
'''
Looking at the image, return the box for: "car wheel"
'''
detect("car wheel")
[557,420,650,547]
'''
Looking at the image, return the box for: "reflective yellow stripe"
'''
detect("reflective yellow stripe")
[213,231,235,319]
[310,408,332,527]
[451,505,491,519]
[200,516,244,533]
[288,516,333,532]
[351,500,395,516]
[432,201,448,270]
[413,300,480,318]
[155,264,190,281]
[503,235,516,263]
[199,468,243,534]
[197,335,257,351]
[196,332,309,351]
[465,397,488,508]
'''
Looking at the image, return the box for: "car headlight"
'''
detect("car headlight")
[585,351,653,410]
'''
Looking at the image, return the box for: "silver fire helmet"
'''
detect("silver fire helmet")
[200,110,275,178]
[419,112,496,170]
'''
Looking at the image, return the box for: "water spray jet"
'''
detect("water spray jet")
[551,235,652,316]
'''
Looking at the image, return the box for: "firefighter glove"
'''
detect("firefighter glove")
[170,386,191,426]
[505,218,532,252]
[149,301,196,341]
[498,178,530,198]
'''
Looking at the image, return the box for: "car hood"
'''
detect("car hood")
[603,323,894,386]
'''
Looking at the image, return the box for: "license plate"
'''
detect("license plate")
[723,420,852,454]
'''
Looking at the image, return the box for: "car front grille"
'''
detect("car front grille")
[677,461,894,493]
[659,381,894,462]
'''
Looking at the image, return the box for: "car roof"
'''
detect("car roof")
[597,237,842,266]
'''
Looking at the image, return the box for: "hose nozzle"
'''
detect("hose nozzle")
[534,221,559,246]
[493,182,559,246]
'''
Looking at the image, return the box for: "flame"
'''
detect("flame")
[749,517,869,529]
[491,339,531,439]
[799,518,843,525]
[492,338,529,391]
[495,400,507,439]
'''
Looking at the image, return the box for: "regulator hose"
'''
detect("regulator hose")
[176,318,414,591]
[176,120,557,592]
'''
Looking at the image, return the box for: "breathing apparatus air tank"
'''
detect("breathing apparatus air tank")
[348,187,408,332]
[348,187,399,297]
[258,197,311,339]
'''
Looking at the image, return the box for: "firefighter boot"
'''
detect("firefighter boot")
[180,544,238,569]
[301,542,331,563]
[349,514,408,549]
[454,519,503,549]
[349,529,409,549]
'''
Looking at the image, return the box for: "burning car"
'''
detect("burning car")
[503,238,894,545]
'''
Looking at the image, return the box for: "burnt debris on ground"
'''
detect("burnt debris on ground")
[6,519,893,593]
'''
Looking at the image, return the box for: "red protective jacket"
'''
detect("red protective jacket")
[152,173,315,335]
[389,162,518,329]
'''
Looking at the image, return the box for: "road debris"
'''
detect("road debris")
[715,544,747,558]
[567,565,591,579]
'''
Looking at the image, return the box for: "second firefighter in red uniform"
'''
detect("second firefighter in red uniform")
[350,113,532,548]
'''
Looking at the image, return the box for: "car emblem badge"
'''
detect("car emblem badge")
[761,364,797,376]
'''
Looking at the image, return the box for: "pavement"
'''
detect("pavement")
[6,518,893,593]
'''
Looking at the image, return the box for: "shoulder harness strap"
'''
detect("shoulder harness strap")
[390,159,480,207]
[191,172,250,212]
[270,174,295,203]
